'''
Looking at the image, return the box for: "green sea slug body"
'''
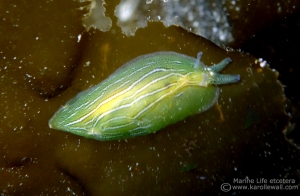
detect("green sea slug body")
[49,51,240,141]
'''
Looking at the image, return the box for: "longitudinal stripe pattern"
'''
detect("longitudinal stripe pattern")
[49,51,240,141]
[64,67,191,134]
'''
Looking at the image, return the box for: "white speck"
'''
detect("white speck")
[84,61,90,67]
[199,176,206,180]
[193,21,199,27]
[260,61,267,68]
[117,0,139,22]
[36,37,39,40]
[146,0,153,4]
[212,26,218,33]
[258,58,267,68]
[77,34,81,42]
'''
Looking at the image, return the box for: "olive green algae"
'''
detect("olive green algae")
[0,0,299,195]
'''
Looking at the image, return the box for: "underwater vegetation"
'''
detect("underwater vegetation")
[0,0,299,195]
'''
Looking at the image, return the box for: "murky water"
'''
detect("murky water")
[0,0,299,195]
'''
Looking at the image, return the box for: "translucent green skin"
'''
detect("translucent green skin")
[49,52,240,141]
